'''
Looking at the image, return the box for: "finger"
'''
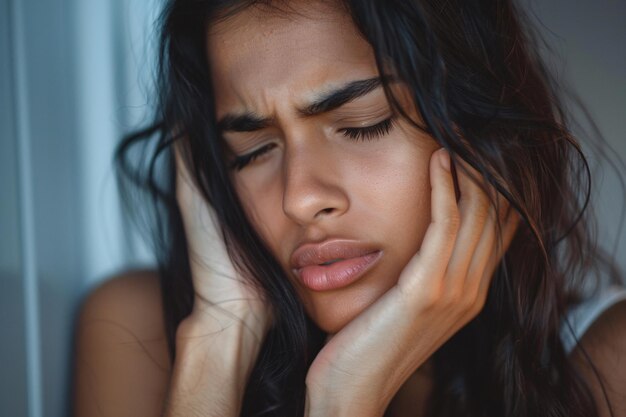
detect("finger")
[461,198,518,316]
[173,143,238,281]
[475,207,520,302]
[463,177,514,282]
[397,148,460,298]
[443,158,491,286]
[441,195,518,334]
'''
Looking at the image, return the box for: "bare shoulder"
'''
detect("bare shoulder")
[74,269,172,417]
[570,299,626,417]
[78,269,168,342]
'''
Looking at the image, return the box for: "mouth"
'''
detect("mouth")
[319,258,343,266]
[293,250,383,292]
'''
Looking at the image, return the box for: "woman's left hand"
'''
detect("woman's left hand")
[304,149,520,417]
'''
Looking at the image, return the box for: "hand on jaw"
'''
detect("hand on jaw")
[304,148,520,417]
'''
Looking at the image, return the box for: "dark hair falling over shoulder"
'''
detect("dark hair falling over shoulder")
[115,0,624,416]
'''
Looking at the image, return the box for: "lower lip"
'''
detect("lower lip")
[294,251,382,292]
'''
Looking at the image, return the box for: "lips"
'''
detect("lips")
[290,240,382,291]
[291,239,379,268]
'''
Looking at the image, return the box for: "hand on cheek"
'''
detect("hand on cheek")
[304,148,520,417]
[393,148,520,358]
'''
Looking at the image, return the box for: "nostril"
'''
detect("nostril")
[318,207,335,215]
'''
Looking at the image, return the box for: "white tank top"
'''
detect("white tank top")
[561,284,626,354]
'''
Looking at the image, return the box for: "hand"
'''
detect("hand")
[166,145,273,417]
[174,145,272,341]
[304,148,520,417]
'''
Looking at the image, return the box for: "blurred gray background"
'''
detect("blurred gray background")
[0,0,624,416]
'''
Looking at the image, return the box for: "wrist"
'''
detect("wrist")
[166,316,265,417]
[187,295,272,338]
[176,311,265,376]
[304,386,385,417]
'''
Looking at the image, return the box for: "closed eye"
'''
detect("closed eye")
[339,117,395,141]
[229,143,277,171]
[229,117,395,171]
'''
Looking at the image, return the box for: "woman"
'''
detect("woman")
[73,0,626,416]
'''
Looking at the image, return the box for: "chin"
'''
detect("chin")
[313,308,360,335]
[305,284,385,334]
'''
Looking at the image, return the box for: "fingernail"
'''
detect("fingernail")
[439,149,450,171]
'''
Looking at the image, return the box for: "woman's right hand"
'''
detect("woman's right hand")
[165,145,273,417]
[174,146,273,339]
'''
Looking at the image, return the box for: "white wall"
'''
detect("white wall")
[0,1,624,417]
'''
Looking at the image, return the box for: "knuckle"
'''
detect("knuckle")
[458,292,475,312]
[439,285,466,312]
[419,283,445,311]
[445,287,463,307]
[449,291,472,314]
[469,292,488,317]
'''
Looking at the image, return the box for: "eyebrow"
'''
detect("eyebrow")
[217,77,383,133]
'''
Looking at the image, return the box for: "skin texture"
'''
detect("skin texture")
[207,3,520,415]
[209,3,437,334]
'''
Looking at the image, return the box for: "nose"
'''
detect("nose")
[282,144,349,226]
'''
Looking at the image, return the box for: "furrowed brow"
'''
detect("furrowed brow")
[297,77,383,117]
[217,112,272,133]
[217,77,386,133]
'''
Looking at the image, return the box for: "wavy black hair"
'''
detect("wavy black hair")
[115,0,623,416]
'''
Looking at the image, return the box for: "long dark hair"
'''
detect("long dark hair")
[115,0,623,416]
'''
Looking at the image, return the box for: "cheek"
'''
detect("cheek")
[233,176,287,259]
[351,137,435,260]
[356,141,432,217]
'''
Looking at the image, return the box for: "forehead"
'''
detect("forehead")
[206,2,378,115]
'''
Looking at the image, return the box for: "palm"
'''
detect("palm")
[175,147,272,335]
[306,285,409,392]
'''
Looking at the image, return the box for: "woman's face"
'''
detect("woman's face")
[207,3,440,334]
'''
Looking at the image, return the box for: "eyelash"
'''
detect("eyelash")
[339,117,395,141]
[229,117,395,171]
[229,143,277,171]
